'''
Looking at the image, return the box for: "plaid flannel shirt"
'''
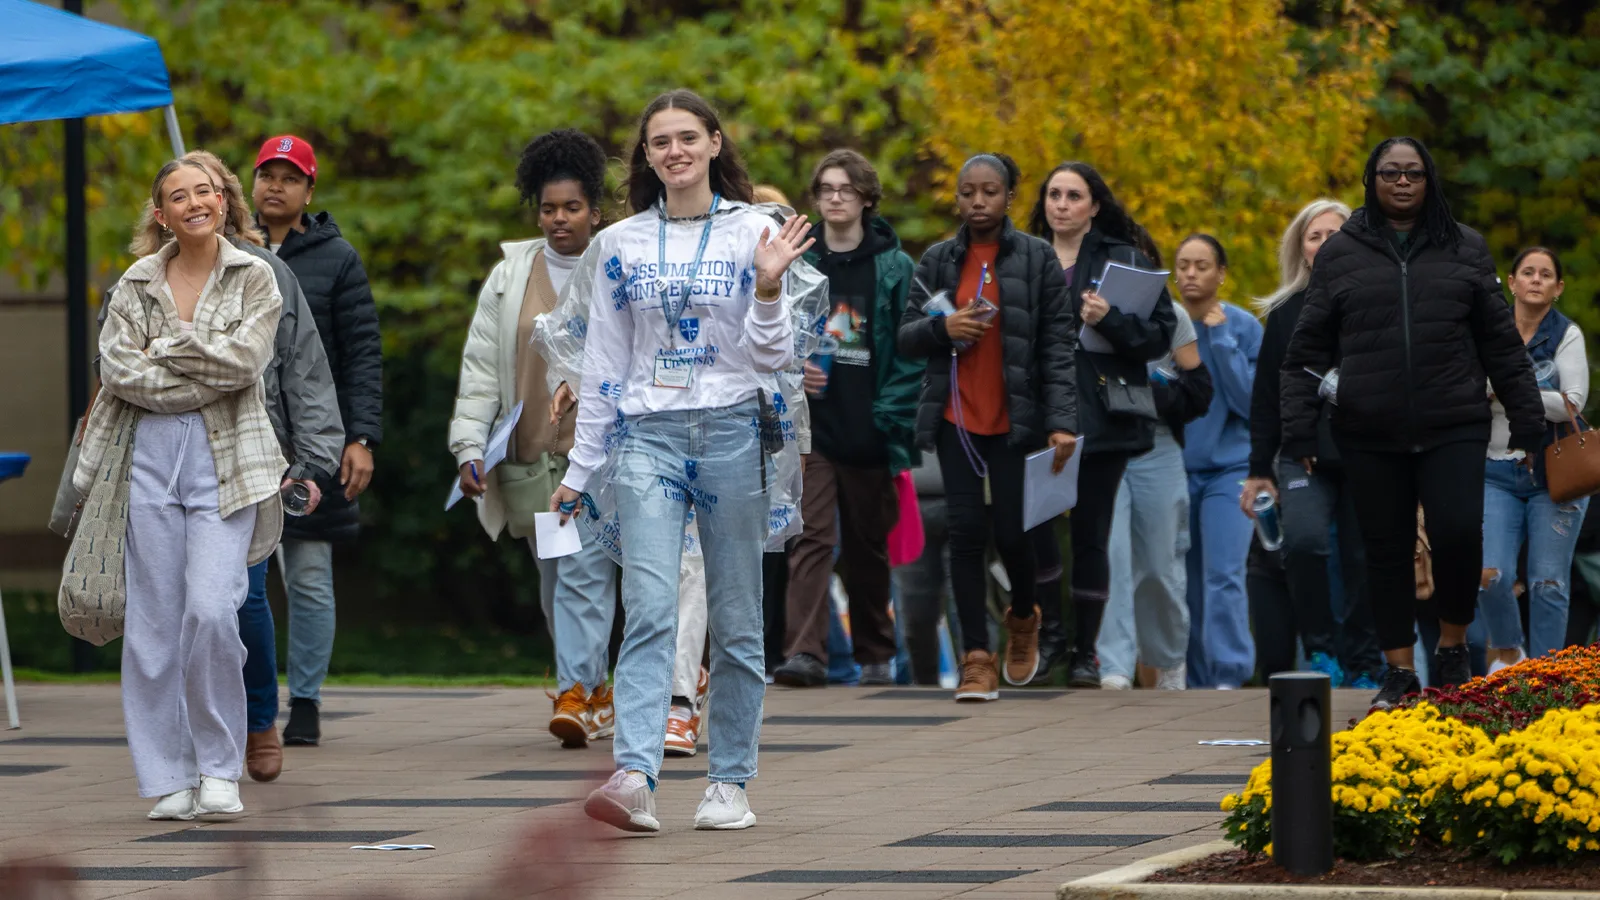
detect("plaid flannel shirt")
[77,236,287,560]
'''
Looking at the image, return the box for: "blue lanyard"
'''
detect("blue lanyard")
[657,193,721,346]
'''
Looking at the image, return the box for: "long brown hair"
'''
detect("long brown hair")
[626,89,754,214]
[130,158,215,255]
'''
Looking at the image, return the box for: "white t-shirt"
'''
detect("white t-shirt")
[544,246,582,297]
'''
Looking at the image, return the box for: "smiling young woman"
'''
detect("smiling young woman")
[1282,136,1546,710]
[77,158,286,820]
[538,89,824,835]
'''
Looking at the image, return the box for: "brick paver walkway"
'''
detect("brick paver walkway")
[0,683,1373,898]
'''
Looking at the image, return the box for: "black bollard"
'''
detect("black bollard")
[1268,672,1332,874]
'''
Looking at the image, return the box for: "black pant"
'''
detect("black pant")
[937,423,1034,653]
[1247,537,1294,680]
[1278,460,1382,676]
[762,549,789,674]
[1340,440,1487,652]
[1033,451,1126,624]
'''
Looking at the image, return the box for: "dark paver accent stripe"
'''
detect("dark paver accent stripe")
[473,770,702,782]
[135,830,416,844]
[75,867,239,881]
[1027,801,1221,813]
[276,710,368,721]
[317,798,565,808]
[0,736,125,746]
[734,869,1037,884]
[763,715,963,726]
[0,765,63,775]
[759,743,848,753]
[319,689,491,699]
[864,688,1069,700]
[891,833,1168,848]
[1147,774,1247,786]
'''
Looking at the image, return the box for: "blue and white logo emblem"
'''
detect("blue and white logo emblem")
[678,317,700,343]
[740,267,755,294]
[604,255,624,281]
[564,316,587,339]
[685,460,699,481]
[772,391,788,415]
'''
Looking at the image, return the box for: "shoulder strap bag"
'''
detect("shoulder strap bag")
[1543,398,1600,504]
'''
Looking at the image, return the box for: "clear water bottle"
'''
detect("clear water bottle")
[1252,491,1283,552]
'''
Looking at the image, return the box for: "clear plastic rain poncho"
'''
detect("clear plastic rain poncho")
[533,200,829,564]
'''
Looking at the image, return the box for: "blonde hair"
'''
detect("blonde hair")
[752,184,790,206]
[1255,198,1352,314]
[129,153,264,256]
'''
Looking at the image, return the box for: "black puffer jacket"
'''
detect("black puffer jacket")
[1249,290,1338,476]
[270,211,383,542]
[1281,209,1543,459]
[898,218,1077,451]
[1067,229,1178,455]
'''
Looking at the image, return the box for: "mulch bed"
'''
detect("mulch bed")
[1146,846,1600,890]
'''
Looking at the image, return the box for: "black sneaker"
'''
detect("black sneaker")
[283,697,321,746]
[1066,650,1101,688]
[1433,644,1473,689]
[1029,614,1068,686]
[772,653,827,688]
[1370,667,1422,711]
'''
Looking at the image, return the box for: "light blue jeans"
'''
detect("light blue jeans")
[611,399,768,783]
[1477,457,1589,657]
[1185,463,1256,687]
[280,538,337,703]
[534,538,619,694]
[1099,429,1190,679]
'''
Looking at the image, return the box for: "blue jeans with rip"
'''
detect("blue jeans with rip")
[238,559,278,734]
[1099,429,1190,680]
[280,538,337,703]
[1185,463,1256,687]
[611,400,768,784]
[1477,457,1590,658]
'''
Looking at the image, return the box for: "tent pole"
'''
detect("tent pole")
[164,105,186,157]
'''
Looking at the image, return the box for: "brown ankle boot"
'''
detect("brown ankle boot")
[246,727,283,782]
[954,649,1000,702]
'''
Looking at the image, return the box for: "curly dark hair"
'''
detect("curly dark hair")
[515,129,608,210]
[1361,136,1460,250]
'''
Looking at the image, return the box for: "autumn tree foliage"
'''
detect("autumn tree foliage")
[909,0,1391,294]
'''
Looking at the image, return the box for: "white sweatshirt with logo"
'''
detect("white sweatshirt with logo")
[559,203,797,492]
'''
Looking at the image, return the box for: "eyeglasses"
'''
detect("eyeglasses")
[1376,167,1428,184]
[817,185,860,200]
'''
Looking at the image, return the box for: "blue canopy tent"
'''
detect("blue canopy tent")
[0,0,187,717]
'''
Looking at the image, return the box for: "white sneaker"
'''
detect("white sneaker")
[196,776,243,816]
[695,782,757,831]
[148,789,198,820]
[1100,674,1133,690]
[1488,649,1526,674]
[1156,664,1188,691]
[584,770,659,833]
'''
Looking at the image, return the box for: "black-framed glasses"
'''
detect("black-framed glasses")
[1376,167,1427,184]
[817,185,860,200]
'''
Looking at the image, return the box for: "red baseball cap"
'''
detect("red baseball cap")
[255,135,317,179]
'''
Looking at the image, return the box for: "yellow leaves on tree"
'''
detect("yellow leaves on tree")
[910,0,1391,294]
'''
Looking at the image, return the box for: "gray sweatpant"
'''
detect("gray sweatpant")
[123,412,256,798]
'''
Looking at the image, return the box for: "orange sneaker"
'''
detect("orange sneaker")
[588,683,615,741]
[695,665,710,713]
[1003,607,1041,686]
[954,649,1000,702]
[664,705,699,757]
[549,684,590,749]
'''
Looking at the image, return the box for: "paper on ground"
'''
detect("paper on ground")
[533,511,583,559]
[1198,739,1268,747]
[444,401,525,510]
[1022,438,1085,532]
[1079,261,1170,354]
[351,844,436,851]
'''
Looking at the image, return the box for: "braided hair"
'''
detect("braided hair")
[515,129,608,210]
[1361,137,1460,250]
